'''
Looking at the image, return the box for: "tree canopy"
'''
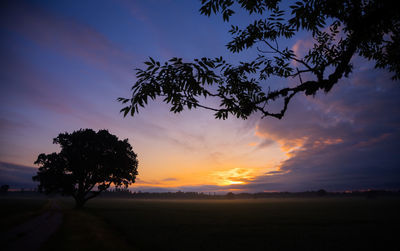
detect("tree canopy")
[33,129,138,208]
[119,0,399,120]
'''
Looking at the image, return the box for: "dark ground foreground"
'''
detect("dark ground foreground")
[1,200,62,251]
[1,196,400,250]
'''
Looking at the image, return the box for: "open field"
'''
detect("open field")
[2,196,400,250]
[57,197,400,250]
[0,196,48,232]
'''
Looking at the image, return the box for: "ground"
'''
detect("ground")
[1,195,399,250]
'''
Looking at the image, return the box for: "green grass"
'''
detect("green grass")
[80,197,400,251]
[0,196,48,232]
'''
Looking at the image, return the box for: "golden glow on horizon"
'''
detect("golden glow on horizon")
[212,168,258,186]
[227,180,245,185]
[128,121,290,190]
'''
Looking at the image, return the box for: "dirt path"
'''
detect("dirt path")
[1,200,63,251]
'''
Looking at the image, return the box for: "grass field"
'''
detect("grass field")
[0,196,48,232]
[3,196,400,250]
[66,197,400,250]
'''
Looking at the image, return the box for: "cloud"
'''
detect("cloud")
[135,178,161,185]
[256,138,275,149]
[246,63,400,191]
[117,0,150,23]
[292,37,314,59]
[1,0,135,79]
[0,1,138,134]
[0,51,122,133]
[0,161,37,189]
[162,177,178,182]
[211,168,258,186]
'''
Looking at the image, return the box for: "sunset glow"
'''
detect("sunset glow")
[212,168,258,186]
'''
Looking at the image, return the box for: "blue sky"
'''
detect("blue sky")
[1,0,399,192]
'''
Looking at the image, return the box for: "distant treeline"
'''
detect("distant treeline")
[2,188,400,199]
[98,188,400,199]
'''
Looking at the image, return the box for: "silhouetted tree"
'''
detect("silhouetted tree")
[226,192,235,199]
[33,129,138,208]
[119,0,399,120]
[317,189,327,196]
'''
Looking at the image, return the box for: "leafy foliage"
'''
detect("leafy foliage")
[120,0,400,120]
[33,129,138,208]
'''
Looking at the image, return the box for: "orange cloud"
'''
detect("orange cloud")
[247,142,258,147]
[254,125,307,156]
[354,133,392,148]
[211,168,258,186]
[312,138,344,148]
[291,38,314,62]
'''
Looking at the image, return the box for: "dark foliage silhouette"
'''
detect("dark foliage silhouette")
[226,192,235,199]
[317,189,327,196]
[119,0,400,120]
[33,129,138,208]
[0,184,10,193]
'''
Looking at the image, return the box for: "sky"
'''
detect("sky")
[1,0,399,193]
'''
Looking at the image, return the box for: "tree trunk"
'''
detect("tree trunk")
[74,195,86,209]
[74,190,103,209]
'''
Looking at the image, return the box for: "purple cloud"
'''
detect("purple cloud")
[0,161,37,189]
[1,1,136,80]
[245,63,400,191]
